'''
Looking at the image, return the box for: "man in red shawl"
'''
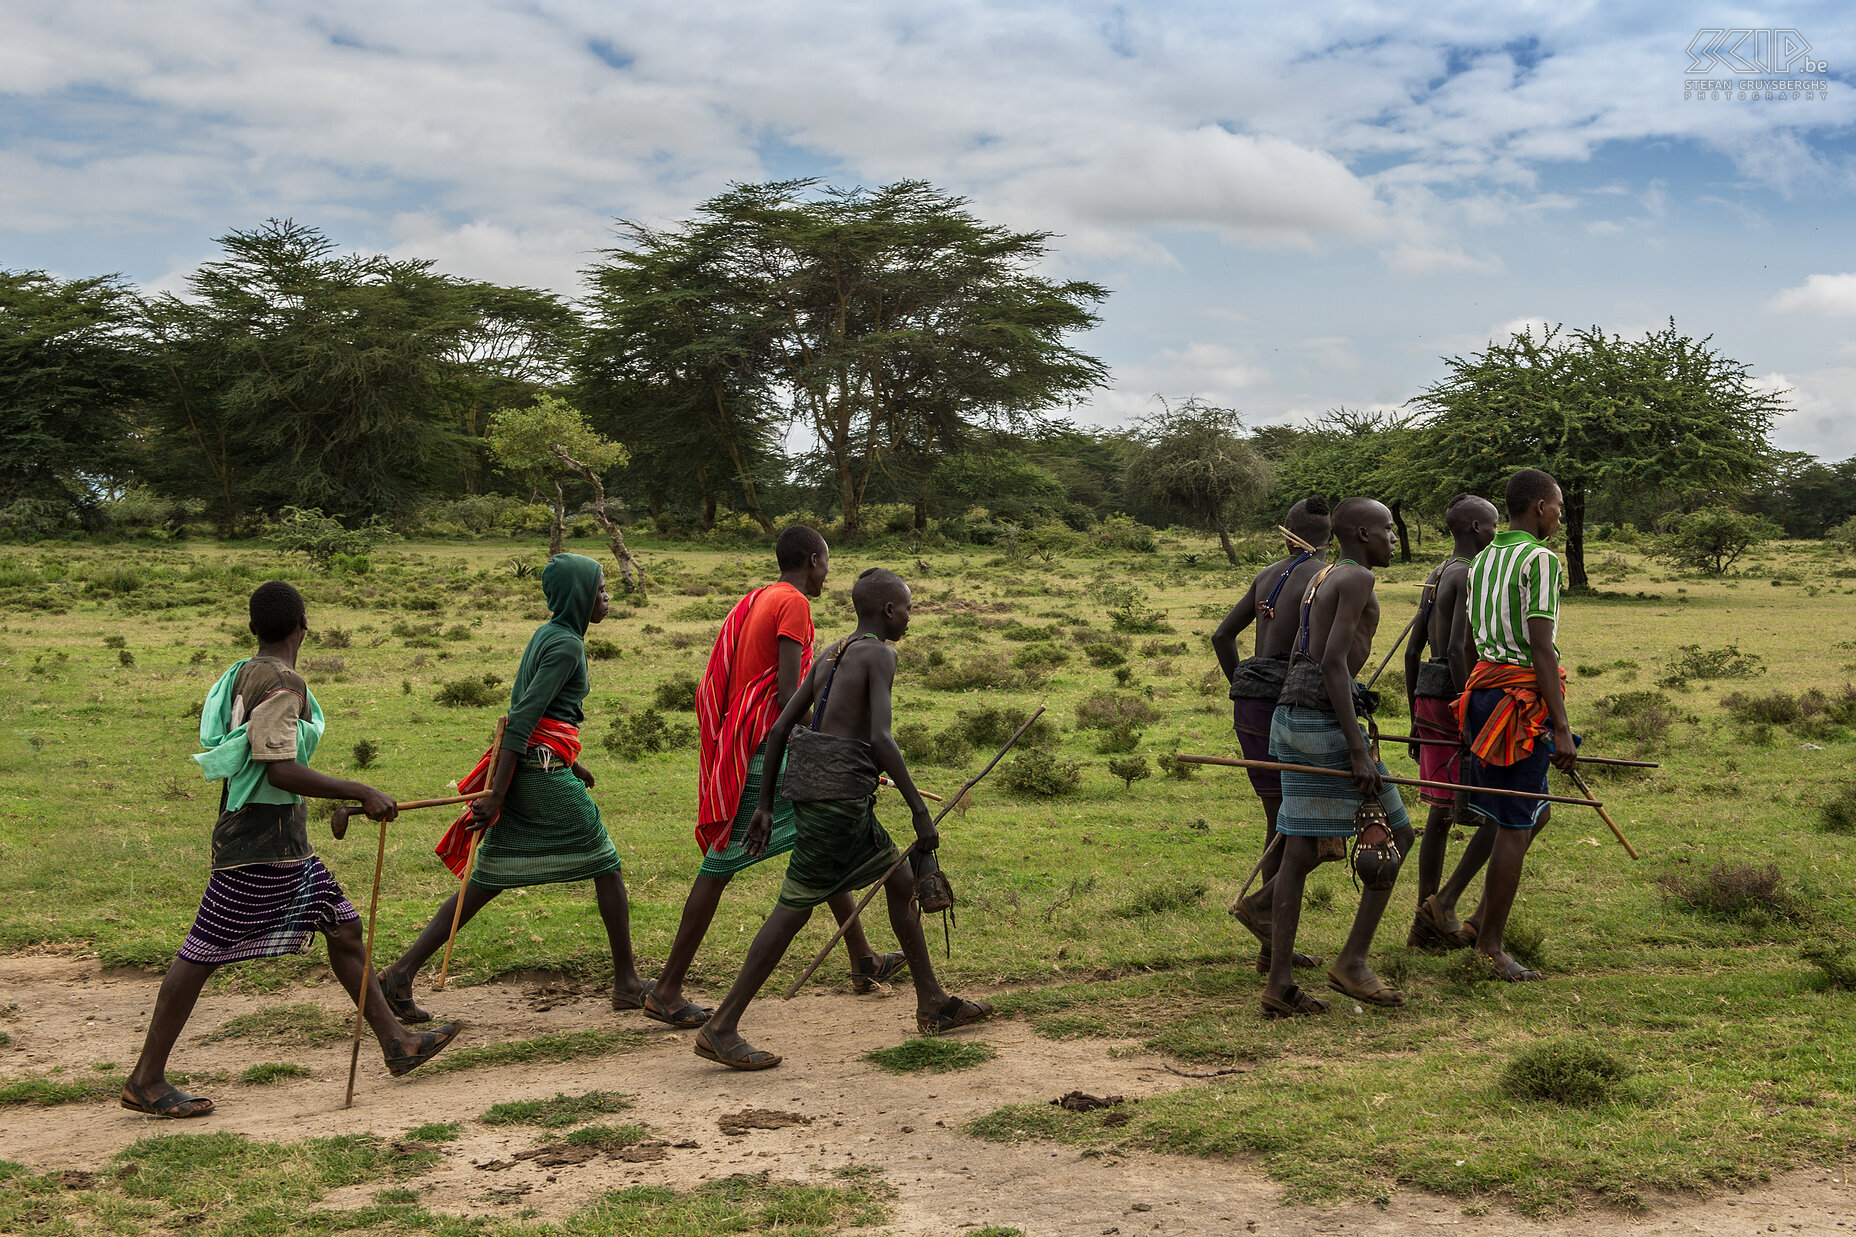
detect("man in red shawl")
[642,527,903,1027]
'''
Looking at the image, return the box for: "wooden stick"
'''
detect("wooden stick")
[782,706,1047,999]
[1238,833,1282,903]
[1173,754,1603,807]
[1277,525,1320,554]
[1363,607,1423,690]
[344,817,389,1109]
[878,775,943,803]
[1569,766,1640,860]
[332,791,492,840]
[1379,732,1659,768]
[438,718,505,991]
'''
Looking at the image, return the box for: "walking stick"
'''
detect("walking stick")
[331,792,491,840]
[344,816,389,1109]
[1568,766,1639,860]
[1173,754,1603,807]
[438,717,506,990]
[879,775,943,803]
[1379,731,1659,769]
[1236,833,1282,904]
[782,706,1046,999]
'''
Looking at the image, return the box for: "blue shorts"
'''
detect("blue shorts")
[1461,688,1553,829]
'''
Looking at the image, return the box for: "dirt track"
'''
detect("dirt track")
[2,954,1851,1235]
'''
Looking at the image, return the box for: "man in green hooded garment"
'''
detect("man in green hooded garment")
[380,554,650,1016]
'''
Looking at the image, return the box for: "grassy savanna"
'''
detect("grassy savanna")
[3,529,1856,1215]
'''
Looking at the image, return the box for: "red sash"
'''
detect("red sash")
[1450,661,1568,766]
[432,717,582,877]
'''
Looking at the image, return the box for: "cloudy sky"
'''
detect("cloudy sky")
[4,2,1854,455]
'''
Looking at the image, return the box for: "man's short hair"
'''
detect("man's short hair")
[1330,496,1388,534]
[249,581,307,644]
[776,524,828,572]
[1504,469,1561,518]
[1285,495,1332,548]
[851,567,908,616]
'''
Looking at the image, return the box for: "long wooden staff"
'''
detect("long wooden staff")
[1381,731,1659,769]
[1174,754,1602,807]
[438,718,506,990]
[782,706,1046,999]
[332,792,491,839]
[1568,766,1640,860]
[878,775,944,803]
[344,816,389,1109]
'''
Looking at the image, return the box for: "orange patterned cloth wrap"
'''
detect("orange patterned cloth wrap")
[1449,661,1568,767]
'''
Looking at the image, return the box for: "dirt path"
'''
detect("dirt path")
[2,954,1851,1235]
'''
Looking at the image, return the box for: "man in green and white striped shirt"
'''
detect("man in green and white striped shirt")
[1467,526,1563,668]
[1415,468,1577,983]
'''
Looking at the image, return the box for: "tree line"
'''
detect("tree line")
[3,179,1844,586]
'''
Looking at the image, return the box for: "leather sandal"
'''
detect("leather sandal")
[121,1080,214,1119]
[385,1022,461,1076]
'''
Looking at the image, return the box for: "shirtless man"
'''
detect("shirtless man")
[693,569,993,1069]
[1211,496,1331,970]
[1402,494,1499,948]
[1262,498,1415,1017]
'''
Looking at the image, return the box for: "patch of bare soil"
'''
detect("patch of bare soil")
[2,955,1853,1234]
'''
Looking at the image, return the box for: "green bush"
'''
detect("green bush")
[1081,641,1127,668]
[435,675,503,708]
[1657,506,1780,575]
[267,506,396,569]
[604,708,695,760]
[1500,1041,1631,1105]
[653,672,699,711]
[1107,755,1151,789]
[1659,861,1812,928]
[953,705,1055,750]
[1657,644,1765,688]
[1102,584,1168,633]
[585,637,622,661]
[1012,642,1070,669]
[864,1039,997,1073]
[1801,937,1856,990]
[1095,720,1142,754]
[351,739,379,770]
[1002,748,1081,797]
[998,620,1060,642]
[1074,691,1160,730]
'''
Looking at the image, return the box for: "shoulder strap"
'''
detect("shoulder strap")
[1258,549,1313,619]
[811,633,879,732]
[1413,557,1454,658]
[1295,565,1339,657]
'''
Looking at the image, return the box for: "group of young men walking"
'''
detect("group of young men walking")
[1213,468,1576,1017]
[122,467,1573,1117]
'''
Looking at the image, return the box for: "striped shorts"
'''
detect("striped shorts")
[178,856,358,966]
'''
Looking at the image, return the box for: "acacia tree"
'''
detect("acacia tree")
[583,179,1110,536]
[1403,322,1782,587]
[143,220,475,529]
[0,271,150,526]
[486,394,642,592]
[1268,410,1422,561]
[1123,399,1273,566]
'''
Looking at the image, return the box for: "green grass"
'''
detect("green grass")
[0,1074,124,1108]
[5,534,1856,1212]
[426,1028,645,1075]
[561,1122,652,1149]
[239,1062,312,1085]
[402,1122,461,1143]
[208,1004,352,1047]
[863,1038,998,1073]
[0,1130,888,1235]
[479,1090,634,1127]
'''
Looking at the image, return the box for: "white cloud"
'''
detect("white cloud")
[1384,243,1504,277]
[1769,274,1856,317]
[1586,219,1623,235]
[1761,369,1856,458]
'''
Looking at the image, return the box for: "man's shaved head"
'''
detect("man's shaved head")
[851,567,909,617]
[1284,495,1332,548]
[1331,496,1389,530]
[1444,493,1498,534]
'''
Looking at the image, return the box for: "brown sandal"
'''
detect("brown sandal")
[1326,970,1407,1008]
[1418,894,1477,950]
[1260,985,1330,1019]
[917,997,994,1035]
[851,951,909,994]
[694,1031,782,1070]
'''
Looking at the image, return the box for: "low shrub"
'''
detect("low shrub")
[603,708,695,760]
[653,672,698,711]
[1819,781,1856,834]
[952,705,1055,749]
[1075,691,1161,730]
[1012,642,1070,669]
[1095,721,1142,754]
[1659,861,1812,928]
[1002,748,1081,797]
[1107,755,1151,789]
[351,739,379,770]
[1801,937,1856,990]
[1081,641,1128,668]
[1115,879,1208,918]
[1154,751,1198,781]
[998,620,1060,642]
[924,653,1038,692]
[1657,644,1765,688]
[864,1039,997,1073]
[585,637,622,661]
[1500,1041,1631,1105]
[435,675,503,708]
[317,626,353,649]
